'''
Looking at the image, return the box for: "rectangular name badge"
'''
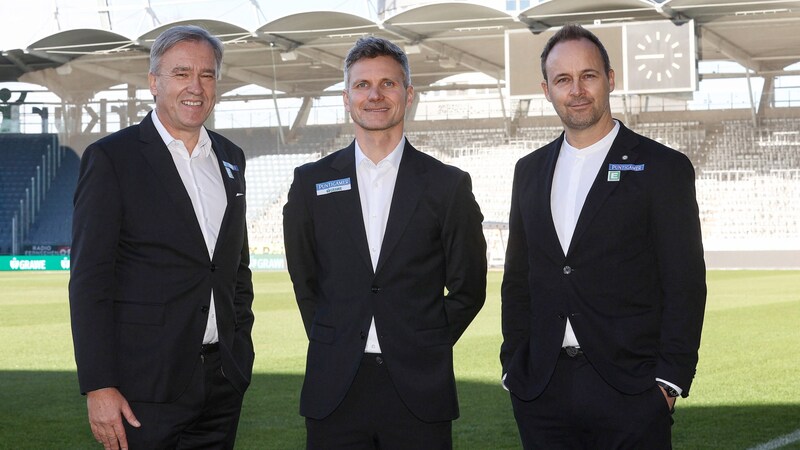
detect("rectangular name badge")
[316,177,352,196]
[608,164,645,172]
[607,163,644,182]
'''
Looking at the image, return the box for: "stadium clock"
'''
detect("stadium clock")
[632,30,687,84]
[624,20,696,93]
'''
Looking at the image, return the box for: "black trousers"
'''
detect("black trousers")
[305,353,452,450]
[510,351,672,450]
[123,349,244,449]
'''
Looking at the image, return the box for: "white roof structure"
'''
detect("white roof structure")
[2,0,800,103]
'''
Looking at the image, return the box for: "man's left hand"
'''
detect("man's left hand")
[658,385,677,411]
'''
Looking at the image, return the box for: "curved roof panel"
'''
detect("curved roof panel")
[384,3,517,35]
[520,0,664,28]
[138,19,253,43]
[257,12,379,45]
[28,29,139,60]
[4,1,800,101]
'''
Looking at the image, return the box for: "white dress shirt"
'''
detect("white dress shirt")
[355,137,405,354]
[152,110,227,345]
[551,121,620,348]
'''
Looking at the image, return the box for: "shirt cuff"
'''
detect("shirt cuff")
[501,373,509,392]
[655,378,683,396]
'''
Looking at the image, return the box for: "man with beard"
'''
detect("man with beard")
[500,24,706,449]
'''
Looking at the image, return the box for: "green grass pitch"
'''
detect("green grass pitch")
[0,270,798,449]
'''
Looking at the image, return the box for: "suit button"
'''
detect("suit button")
[201,306,209,313]
[371,286,381,294]
[360,331,366,340]
[375,356,384,365]
[210,264,216,272]
[563,266,572,275]
[557,313,566,320]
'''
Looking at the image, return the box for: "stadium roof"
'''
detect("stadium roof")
[3,0,800,103]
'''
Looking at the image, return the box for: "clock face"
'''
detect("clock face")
[634,31,684,83]
[625,21,696,93]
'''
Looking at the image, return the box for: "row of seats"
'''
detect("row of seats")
[704,119,800,172]
[0,134,62,253]
[245,120,799,254]
[3,117,798,255]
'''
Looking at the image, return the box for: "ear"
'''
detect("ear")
[608,69,616,93]
[405,85,414,107]
[541,80,551,102]
[342,89,351,112]
[148,73,158,97]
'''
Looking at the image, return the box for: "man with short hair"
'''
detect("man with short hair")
[501,24,706,449]
[70,25,254,449]
[284,36,487,449]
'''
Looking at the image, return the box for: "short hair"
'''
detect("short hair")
[343,36,411,89]
[149,25,224,78]
[540,24,611,81]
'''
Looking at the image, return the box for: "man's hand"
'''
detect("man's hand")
[86,387,141,450]
[658,385,677,411]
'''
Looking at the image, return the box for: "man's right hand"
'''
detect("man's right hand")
[86,387,141,450]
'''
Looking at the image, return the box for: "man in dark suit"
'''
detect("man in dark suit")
[69,25,254,449]
[283,36,486,449]
[500,24,706,449]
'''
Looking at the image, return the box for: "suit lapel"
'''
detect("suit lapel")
[331,143,374,273]
[539,135,569,260]
[568,123,640,255]
[136,113,208,256]
[375,142,426,275]
[208,133,237,261]
[209,135,236,206]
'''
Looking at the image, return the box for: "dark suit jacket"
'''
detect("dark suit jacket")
[500,122,706,401]
[69,112,255,403]
[283,140,487,422]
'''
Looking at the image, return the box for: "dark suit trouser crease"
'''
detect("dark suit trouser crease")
[306,354,452,450]
[510,352,672,450]
[123,351,243,449]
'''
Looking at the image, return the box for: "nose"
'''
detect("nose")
[367,86,383,101]
[187,75,204,93]
[569,80,585,96]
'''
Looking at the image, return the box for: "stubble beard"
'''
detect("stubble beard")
[558,100,605,131]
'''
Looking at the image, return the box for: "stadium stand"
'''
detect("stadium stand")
[696,119,800,248]
[232,117,799,261]
[24,148,79,249]
[2,115,798,266]
[247,153,320,255]
[0,134,62,254]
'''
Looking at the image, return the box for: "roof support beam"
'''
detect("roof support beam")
[25,50,72,65]
[380,23,505,79]
[3,50,34,73]
[70,61,147,88]
[257,34,344,71]
[222,65,277,90]
[18,70,75,102]
[701,27,763,73]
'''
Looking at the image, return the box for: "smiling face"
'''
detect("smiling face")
[343,55,413,139]
[148,39,217,145]
[542,38,615,144]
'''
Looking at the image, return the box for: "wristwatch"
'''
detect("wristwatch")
[657,381,680,398]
